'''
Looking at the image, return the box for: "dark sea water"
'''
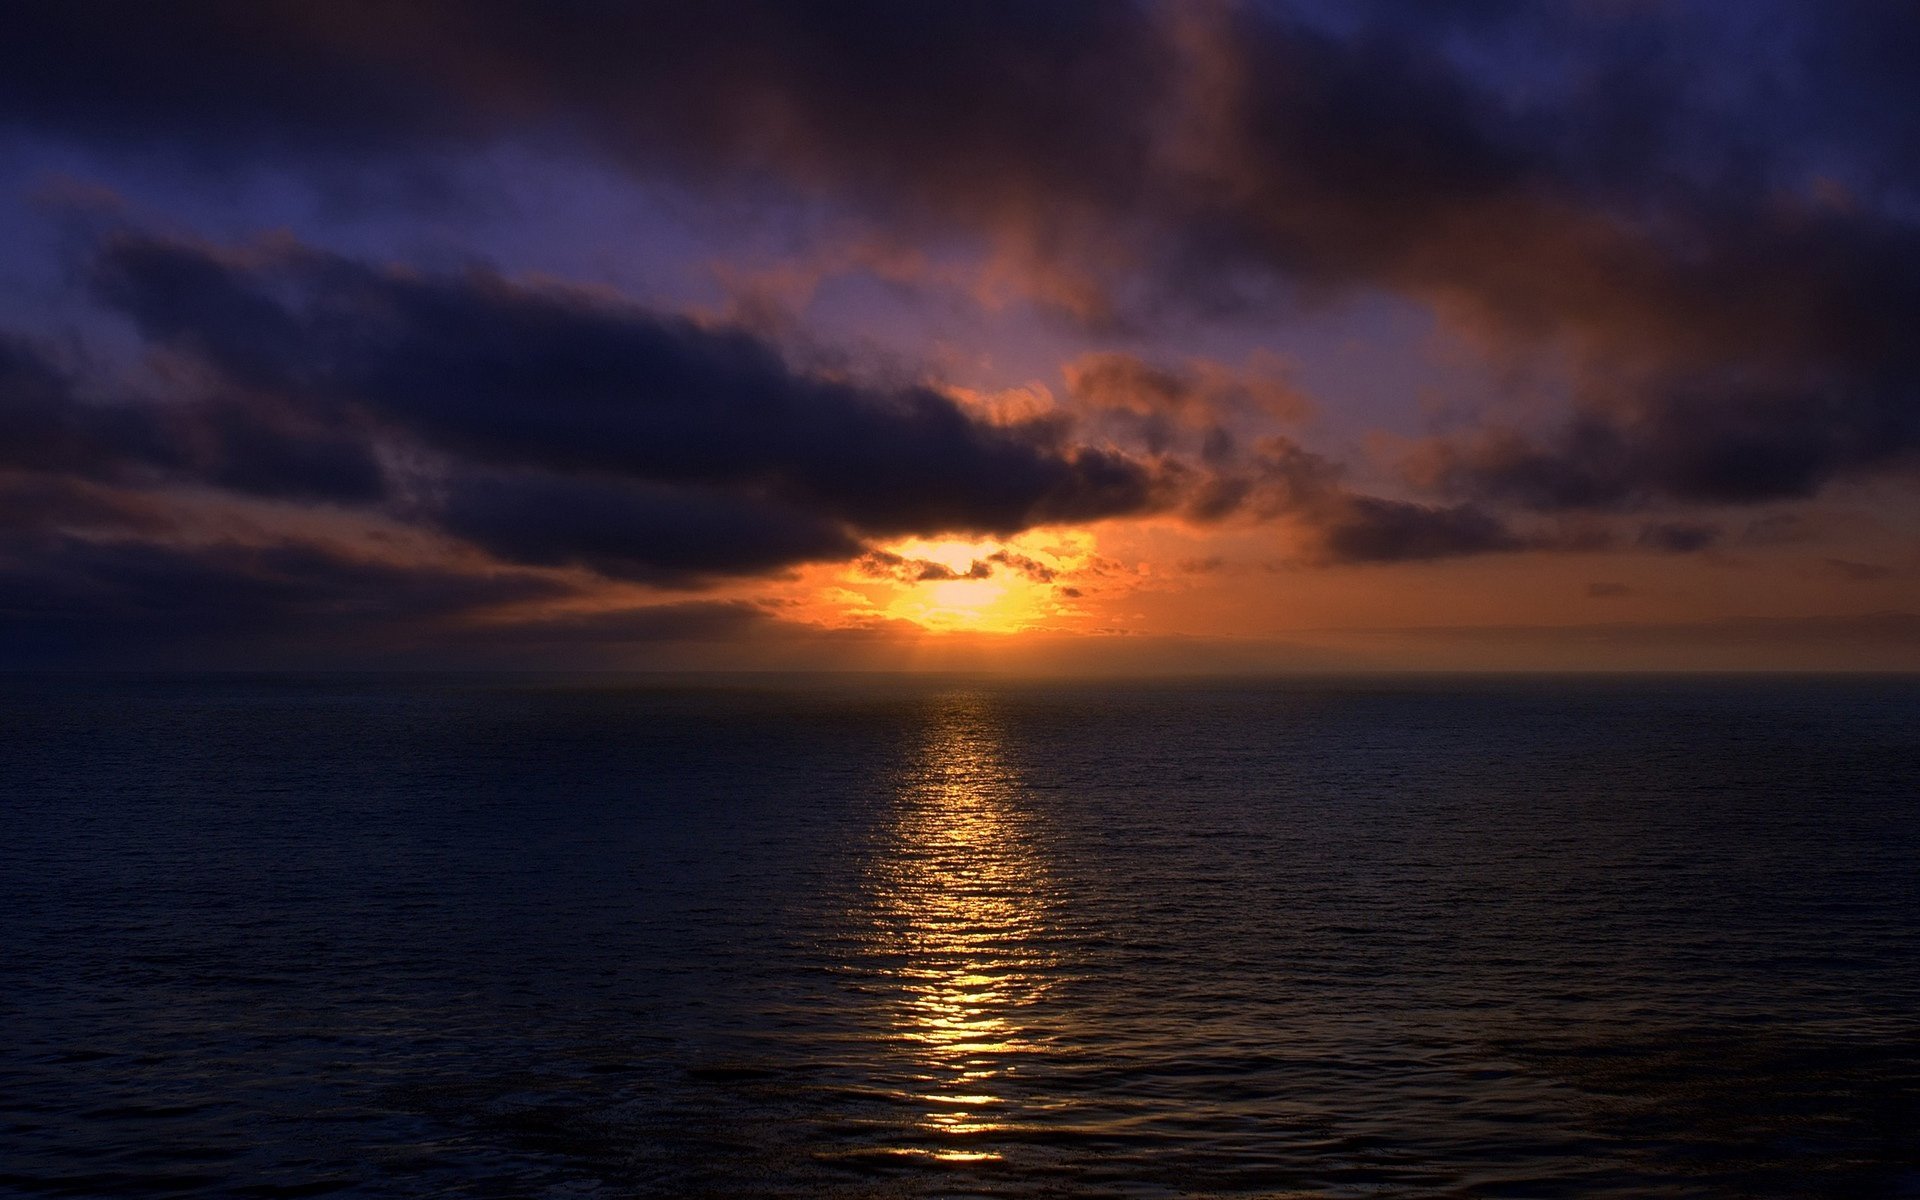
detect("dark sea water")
[3,674,1918,1198]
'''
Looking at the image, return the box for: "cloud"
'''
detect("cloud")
[0,2,1168,214]
[1183,434,1549,565]
[8,2,1917,514]
[61,229,1178,576]
[2,213,1605,668]
[1636,520,1722,555]
[1407,370,1920,512]
[7,4,1920,668]
[434,470,862,583]
[1065,352,1312,420]
[0,332,386,504]
[1061,351,1313,469]
[77,228,1588,581]
[0,531,573,666]
[1309,495,1522,564]
[985,550,1057,583]
[96,231,1164,531]
[0,513,846,668]
[855,549,993,583]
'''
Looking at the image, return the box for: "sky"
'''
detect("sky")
[2,0,1919,671]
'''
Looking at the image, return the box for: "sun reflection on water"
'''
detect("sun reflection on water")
[865,691,1057,1164]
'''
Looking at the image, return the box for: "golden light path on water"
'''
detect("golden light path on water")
[865,692,1059,1165]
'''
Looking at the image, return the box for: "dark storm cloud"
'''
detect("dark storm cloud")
[436,470,861,584]
[89,231,1166,550]
[0,333,385,504]
[0,531,571,666]
[0,337,171,483]
[0,522,806,668]
[0,224,1205,620]
[0,223,1192,639]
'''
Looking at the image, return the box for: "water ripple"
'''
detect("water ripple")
[1,673,1916,1197]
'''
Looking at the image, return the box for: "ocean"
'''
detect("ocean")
[2,674,1916,1197]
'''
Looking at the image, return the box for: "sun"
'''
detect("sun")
[911,576,1015,631]
[772,531,1102,635]
[871,538,1056,633]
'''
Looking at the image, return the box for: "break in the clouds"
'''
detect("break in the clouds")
[1,1,1918,666]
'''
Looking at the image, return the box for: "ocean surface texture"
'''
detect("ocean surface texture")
[3,674,1917,1198]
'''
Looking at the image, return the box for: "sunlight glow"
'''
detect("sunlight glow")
[753,528,1111,640]
[908,539,994,574]
[912,577,1013,629]
[865,534,1088,633]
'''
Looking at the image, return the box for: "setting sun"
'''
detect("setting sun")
[800,534,1104,634]
[911,577,1011,630]
[878,540,1033,632]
